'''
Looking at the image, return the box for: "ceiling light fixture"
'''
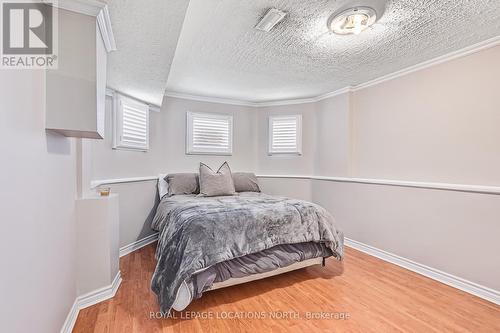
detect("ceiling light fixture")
[329,7,377,35]
[255,8,287,32]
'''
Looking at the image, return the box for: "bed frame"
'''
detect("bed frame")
[172,257,324,311]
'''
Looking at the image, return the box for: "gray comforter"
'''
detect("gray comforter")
[151,192,344,312]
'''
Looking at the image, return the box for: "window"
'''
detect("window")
[268,115,302,155]
[113,94,149,151]
[186,111,233,155]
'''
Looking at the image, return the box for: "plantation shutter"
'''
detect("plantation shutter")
[113,94,149,151]
[187,112,233,155]
[269,115,302,154]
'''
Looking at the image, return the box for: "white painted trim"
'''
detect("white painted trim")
[345,238,500,305]
[105,87,114,97]
[60,271,122,333]
[164,87,353,108]
[48,1,116,53]
[90,174,500,195]
[313,86,354,104]
[96,6,117,52]
[106,87,161,113]
[91,176,158,189]
[50,0,106,16]
[78,271,122,309]
[149,105,161,113]
[165,35,500,107]
[260,175,500,195]
[314,176,500,195]
[119,233,159,257]
[257,174,312,180]
[352,35,500,91]
[165,91,259,107]
[59,299,79,333]
[60,235,158,332]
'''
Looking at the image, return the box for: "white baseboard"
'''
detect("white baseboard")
[119,233,159,257]
[345,238,500,305]
[60,299,79,333]
[78,271,122,309]
[61,235,498,332]
[60,271,122,333]
[61,232,158,333]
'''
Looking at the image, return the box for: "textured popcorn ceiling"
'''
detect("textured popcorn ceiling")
[106,0,189,105]
[166,0,500,102]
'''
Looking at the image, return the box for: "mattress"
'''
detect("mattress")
[173,242,332,311]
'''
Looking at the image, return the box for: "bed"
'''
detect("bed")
[150,189,344,313]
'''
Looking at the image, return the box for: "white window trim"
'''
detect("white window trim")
[186,111,233,156]
[268,114,302,156]
[112,93,150,152]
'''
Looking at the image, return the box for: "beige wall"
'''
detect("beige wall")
[312,180,500,291]
[351,45,500,185]
[92,96,258,179]
[107,180,159,248]
[0,71,78,332]
[91,96,260,246]
[257,102,316,175]
[91,45,500,293]
[311,45,500,292]
[259,178,312,202]
[315,92,352,177]
[92,96,318,248]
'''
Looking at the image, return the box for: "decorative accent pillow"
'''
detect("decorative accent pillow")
[166,173,199,196]
[158,173,169,199]
[199,162,236,197]
[232,172,261,193]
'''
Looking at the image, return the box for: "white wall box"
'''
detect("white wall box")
[46,4,115,139]
[76,194,120,296]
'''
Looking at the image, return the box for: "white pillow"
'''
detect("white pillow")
[158,174,168,200]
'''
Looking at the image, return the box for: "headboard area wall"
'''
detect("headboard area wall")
[90,95,262,248]
[90,93,319,249]
[91,96,258,180]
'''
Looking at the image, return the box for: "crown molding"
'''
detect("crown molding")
[51,0,106,16]
[352,35,500,91]
[47,1,116,53]
[164,86,354,108]
[164,91,260,107]
[165,35,500,107]
[106,88,161,113]
[313,86,354,102]
[97,5,117,52]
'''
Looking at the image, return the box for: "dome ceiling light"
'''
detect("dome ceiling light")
[329,7,378,35]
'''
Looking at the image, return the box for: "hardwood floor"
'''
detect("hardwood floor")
[73,243,500,332]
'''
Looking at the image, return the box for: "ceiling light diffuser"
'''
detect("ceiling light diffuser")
[329,7,377,35]
[255,8,287,32]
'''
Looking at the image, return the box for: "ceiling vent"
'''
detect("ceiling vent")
[255,8,287,32]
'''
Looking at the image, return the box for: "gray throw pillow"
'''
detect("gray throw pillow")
[232,172,261,193]
[199,162,236,197]
[166,173,199,196]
